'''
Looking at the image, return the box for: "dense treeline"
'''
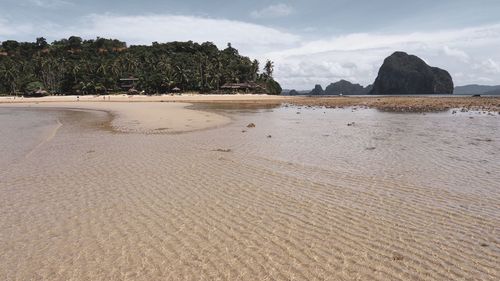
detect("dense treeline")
[0,37,281,95]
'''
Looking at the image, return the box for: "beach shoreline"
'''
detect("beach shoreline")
[2,94,498,134]
[1,94,499,113]
[0,101,232,134]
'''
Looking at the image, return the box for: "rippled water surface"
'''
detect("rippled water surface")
[0,108,60,167]
[0,105,499,280]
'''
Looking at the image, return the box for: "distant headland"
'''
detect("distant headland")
[288,51,459,96]
[287,52,500,96]
[0,37,282,96]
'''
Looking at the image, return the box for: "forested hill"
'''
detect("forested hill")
[0,37,281,95]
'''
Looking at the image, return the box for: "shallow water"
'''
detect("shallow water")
[0,108,60,167]
[0,105,499,280]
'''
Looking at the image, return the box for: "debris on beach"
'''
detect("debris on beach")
[347,122,355,126]
[247,123,256,128]
[213,149,231,153]
[392,254,404,261]
[474,138,493,142]
[366,147,376,150]
[267,135,272,138]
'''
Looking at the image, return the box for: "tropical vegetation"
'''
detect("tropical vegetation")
[0,37,281,96]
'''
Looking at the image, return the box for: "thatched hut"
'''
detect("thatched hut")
[221,82,264,93]
[119,77,139,91]
[127,88,139,94]
[26,89,49,97]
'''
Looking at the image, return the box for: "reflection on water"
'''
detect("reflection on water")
[0,105,499,281]
[187,102,280,115]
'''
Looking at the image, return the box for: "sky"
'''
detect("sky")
[1,0,500,90]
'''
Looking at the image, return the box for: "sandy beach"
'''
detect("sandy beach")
[0,94,291,105]
[0,96,499,280]
[1,94,499,113]
[0,99,231,134]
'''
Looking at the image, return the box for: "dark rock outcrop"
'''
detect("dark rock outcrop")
[324,80,371,95]
[309,84,324,95]
[264,78,282,95]
[370,52,454,95]
[282,89,310,95]
[363,84,373,94]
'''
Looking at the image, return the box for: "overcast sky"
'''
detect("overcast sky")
[1,0,500,89]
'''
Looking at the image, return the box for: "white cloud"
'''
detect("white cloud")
[30,0,72,8]
[53,14,300,55]
[442,46,469,62]
[251,4,294,19]
[263,23,500,89]
[0,18,34,37]
[474,59,500,74]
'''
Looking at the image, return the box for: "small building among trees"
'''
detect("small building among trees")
[119,77,139,91]
[221,82,265,93]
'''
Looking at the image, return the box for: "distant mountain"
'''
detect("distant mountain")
[285,80,372,96]
[309,84,325,95]
[324,80,372,95]
[287,52,500,97]
[281,89,310,95]
[485,88,500,95]
[454,84,500,95]
[370,51,453,95]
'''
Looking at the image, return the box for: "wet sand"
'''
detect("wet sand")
[1,94,499,112]
[0,103,499,280]
[0,102,230,133]
[286,96,500,112]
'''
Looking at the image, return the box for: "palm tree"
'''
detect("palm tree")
[264,60,274,78]
[70,63,80,82]
[110,59,122,79]
[96,61,107,76]
[174,66,188,89]
[252,59,260,81]
[0,60,20,94]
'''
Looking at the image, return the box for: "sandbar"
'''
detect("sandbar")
[0,100,231,133]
